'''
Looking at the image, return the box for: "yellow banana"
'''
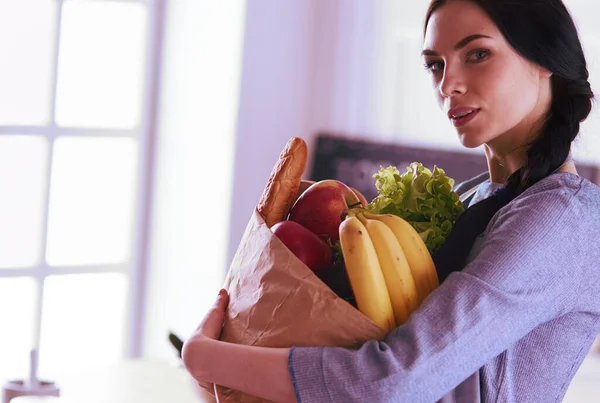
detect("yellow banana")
[363,211,439,304]
[356,213,419,325]
[339,216,396,332]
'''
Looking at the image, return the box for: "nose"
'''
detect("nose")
[439,66,467,98]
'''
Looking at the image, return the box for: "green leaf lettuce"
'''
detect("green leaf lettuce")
[366,163,464,252]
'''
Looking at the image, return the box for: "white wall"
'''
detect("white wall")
[224,0,318,273]
[225,0,387,269]
[143,1,246,358]
[226,0,327,270]
[563,0,600,164]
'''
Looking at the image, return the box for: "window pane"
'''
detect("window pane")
[55,0,148,129]
[0,0,57,125]
[0,277,37,384]
[46,137,138,266]
[38,273,127,378]
[0,136,49,268]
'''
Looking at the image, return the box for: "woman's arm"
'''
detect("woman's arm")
[182,291,297,403]
[289,182,582,402]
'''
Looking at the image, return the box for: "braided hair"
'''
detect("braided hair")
[425,0,595,281]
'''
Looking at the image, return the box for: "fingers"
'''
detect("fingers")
[209,289,229,323]
[215,288,230,310]
[194,288,230,339]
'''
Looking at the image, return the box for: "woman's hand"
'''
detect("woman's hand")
[182,288,229,395]
[182,289,296,402]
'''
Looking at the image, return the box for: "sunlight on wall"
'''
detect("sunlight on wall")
[144,1,246,358]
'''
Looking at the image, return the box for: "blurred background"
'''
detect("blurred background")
[1,0,598,402]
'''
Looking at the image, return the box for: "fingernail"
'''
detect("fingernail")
[218,288,226,296]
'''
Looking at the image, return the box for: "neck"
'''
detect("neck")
[484,144,527,184]
[484,144,578,184]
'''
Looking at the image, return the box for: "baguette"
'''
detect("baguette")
[257,137,308,227]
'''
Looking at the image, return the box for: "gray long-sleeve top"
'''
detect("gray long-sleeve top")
[288,172,600,402]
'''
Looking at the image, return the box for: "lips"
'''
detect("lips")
[447,106,478,119]
[447,106,480,127]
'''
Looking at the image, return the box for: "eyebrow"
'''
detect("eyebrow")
[421,34,492,56]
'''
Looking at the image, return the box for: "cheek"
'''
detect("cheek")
[483,65,539,130]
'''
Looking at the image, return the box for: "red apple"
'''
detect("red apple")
[288,179,361,244]
[294,180,316,203]
[350,187,369,207]
[271,220,333,275]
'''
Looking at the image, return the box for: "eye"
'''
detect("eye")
[424,60,444,73]
[467,49,490,62]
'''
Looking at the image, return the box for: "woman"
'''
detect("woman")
[182,0,600,402]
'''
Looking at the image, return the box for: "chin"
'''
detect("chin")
[458,134,484,149]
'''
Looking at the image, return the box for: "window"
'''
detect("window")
[0,0,161,383]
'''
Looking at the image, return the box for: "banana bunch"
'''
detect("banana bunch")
[338,210,439,331]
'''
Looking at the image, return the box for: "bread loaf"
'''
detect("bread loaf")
[257,137,308,227]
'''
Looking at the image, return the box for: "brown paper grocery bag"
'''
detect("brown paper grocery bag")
[214,208,388,403]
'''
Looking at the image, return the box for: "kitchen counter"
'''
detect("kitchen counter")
[48,359,214,403]
[25,351,598,403]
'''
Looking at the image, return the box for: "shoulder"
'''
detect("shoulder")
[453,171,491,207]
[473,173,600,281]
[462,173,600,305]
[490,173,600,229]
[453,171,490,195]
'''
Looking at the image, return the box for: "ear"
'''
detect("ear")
[537,65,552,78]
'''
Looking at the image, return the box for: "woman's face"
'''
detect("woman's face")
[422,0,552,153]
